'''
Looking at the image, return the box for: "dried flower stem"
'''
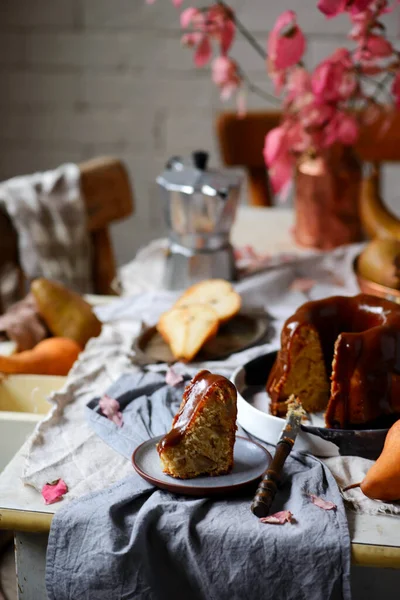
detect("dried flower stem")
[236,66,280,105]
[217,0,268,61]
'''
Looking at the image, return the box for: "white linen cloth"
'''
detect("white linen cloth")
[0,163,93,309]
[22,242,400,515]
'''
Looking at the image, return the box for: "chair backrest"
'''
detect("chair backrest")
[0,156,134,304]
[216,110,400,206]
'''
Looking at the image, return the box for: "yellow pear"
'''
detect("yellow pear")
[361,420,400,501]
[31,278,102,348]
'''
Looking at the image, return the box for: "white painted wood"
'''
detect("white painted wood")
[15,532,48,600]
[0,375,66,472]
[0,442,58,515]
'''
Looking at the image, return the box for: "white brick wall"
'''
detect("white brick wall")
[1,0,400,265]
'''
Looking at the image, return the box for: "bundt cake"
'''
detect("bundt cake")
[266,294,400,429]
[157,369,237,479]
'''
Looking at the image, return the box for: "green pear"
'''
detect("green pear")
[31,279,102,348]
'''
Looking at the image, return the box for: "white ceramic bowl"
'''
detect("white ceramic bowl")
[232,360,340,457]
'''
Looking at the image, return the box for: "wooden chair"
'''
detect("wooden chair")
[0,157,134,305]
[216,110,400,206]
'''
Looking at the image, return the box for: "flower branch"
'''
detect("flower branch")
[153,0,400,198]
[216,0,268,61]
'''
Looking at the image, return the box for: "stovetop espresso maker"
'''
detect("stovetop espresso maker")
[157,151,242,290]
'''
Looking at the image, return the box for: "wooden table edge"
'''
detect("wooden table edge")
[1,508,400,569]
[351,543,400,569]
[0,508,53,533]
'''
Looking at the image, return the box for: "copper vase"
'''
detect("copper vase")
[293,146,363,250]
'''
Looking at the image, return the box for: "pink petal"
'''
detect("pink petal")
[269,159,293,198]
[194,36,212,67]
[165,367,184,386]
[263,126,287,166]
[392,72,400,107]
[172,0,184,6]
[310,494,337,510]
[42,479,68,505]
[260,510,294,524]
[336,113,359,145]
[181,32,202,48]
[220,19,235,55]
[317,0,347,17]
[267,11,306,70]
[290,278,316,293]
[180,7,198,28]
[236,89,247,118]
[99,394,123,427]
[351,0,377,14]
[364,35,393,58]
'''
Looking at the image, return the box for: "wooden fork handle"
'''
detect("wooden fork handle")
[251,439,293,518]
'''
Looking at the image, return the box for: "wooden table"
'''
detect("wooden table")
[1,206,400,599]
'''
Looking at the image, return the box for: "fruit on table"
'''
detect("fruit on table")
[31,279,102,348]
[174,279,241,323]
[158,304,219,362]
[360,173,400,241]
[360,420,400,501]
[357,238,400,289]
[0,337,81,376]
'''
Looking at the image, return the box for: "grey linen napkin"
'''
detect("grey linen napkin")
[46,373,351,600]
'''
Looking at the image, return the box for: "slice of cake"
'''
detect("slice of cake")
[157,369,237,479]
[157,304,219,362]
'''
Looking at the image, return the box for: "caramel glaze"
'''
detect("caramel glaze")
[157,369,237,452]
[267,294,400,429]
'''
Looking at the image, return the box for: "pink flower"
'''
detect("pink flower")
[263,125,294,196]
[362,35,393,58]
[267,11,306,71]
[300,102,334,131]
[323,111,359,146]
[392,72,400,108]
[212,56,241,99]
[317,0,347,17]
[312,49,357,103]
[180,4,235,67]
[180,7,199,28]
[286,67,312,104]
[317,0,375,17]
[194,36,212,67]
[42,479,68,505]
[352,34,394,75]
[267,61,287,95]
[147,0,184,5]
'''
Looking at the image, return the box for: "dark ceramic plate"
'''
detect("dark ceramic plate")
[233,351,391,460]
[135,312,271,364]
[132,435,271,496]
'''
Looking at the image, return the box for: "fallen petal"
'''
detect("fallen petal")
[166,367,184,386]
[42,479,68,505]
[290,278,316,293]
[260,510,294,524]
[99,394,124,427]
[310,494,337,510]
